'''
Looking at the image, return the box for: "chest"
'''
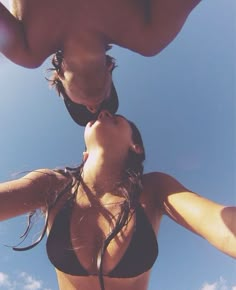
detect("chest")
[69,203,136,274]
[47,199,159,276]
[47,182,161,276]
[9,0,148,50]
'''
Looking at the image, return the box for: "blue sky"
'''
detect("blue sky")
[0,0,235,289]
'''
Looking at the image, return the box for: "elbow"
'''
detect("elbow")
[135,36,168,57]
[221,235,236,259]
[2,48,45,68]
[220,206,236,258]
[8,51,45,68]
[222,245,236,259]
[212,229,236,259]
[8,57,44,69]
[137,46,161,57]
[19,58,44,69]
[24,62,42,69]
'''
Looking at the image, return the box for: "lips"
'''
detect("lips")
[87,119,96,127]
[88,111,115,128]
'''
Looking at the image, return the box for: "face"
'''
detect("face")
[60,64,113,113]
[84,111,134,152]
[63,85,119,126]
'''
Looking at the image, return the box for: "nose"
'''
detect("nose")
[86,105,100,113]
[98,110,112,119]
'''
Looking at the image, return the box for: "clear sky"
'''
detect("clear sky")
[0,0,235,290]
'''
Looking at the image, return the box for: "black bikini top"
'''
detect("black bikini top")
[46,198,158,278]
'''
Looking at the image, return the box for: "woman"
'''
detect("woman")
[1,110,235,290]
[0,0,202,125]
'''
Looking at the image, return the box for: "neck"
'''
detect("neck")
[61,37,112,102]
[63,53,109,101]
[63,35,108,77]
[82,149,126,196]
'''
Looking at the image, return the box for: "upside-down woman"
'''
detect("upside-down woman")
[0,0,202,124]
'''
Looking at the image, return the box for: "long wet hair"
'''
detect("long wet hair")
[11,120,145,290]
[97,120,145,289]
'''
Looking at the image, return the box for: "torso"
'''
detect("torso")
[46,173,162,290]
[9,0,145,58]
[9,0,201,59]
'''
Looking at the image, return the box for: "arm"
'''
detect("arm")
[149,172,236,258]
[0,169,71,221]
[0,3,43,67]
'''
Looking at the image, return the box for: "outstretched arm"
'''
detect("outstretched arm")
[0,169,70,221]
[0,3,43,67]
[149,172,236,258]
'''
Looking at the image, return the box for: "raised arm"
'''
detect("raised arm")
[0,3,43,67]
[0,169,70,222]
[147,172,236,258]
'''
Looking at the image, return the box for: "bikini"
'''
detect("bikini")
[46,198,158,278]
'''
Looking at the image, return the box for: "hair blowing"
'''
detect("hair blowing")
[11,121,145,290]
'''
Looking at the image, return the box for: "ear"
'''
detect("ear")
[130,144,143,154]
[107,61,114,71]
[83,151,89,162]
[57,70,65,80]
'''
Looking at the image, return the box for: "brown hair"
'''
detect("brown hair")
[11,119,145,290]
[46,50,119,126]
[97,120,145,290]
[47,50,117,98]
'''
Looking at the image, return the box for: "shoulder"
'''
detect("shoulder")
[21,168,69,185]
[142,171,182,188]
[142,171,190,207]
[0,168,72,221]
[17,168,73,201]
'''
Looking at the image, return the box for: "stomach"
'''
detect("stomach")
[56,270,151,290]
